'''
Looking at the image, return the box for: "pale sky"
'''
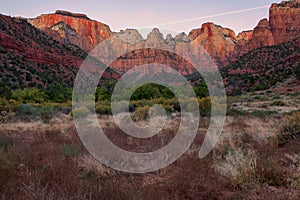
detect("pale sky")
[1,0,281,35]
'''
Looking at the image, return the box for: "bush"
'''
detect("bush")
[38,105,54,123]
[95,101,111,115]
[131,106,149,121]
[12,88,48,103]
[46,82,72,103]
[17,104,38,115]
[0,147,15,186]
[277,112,300,146]
[270,100,286,107]
[0,134,12,150]
[254,157,286,186]
[215,148,257,185]
[0,83,12,99]
[60,144,81,157]
[295,64,300,80]
[0,98,19,122]
[198,97,211,117]
[71,106,90,118]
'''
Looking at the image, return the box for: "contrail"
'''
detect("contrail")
[151,5,270,27]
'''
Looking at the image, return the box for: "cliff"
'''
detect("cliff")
[28,10,112,52]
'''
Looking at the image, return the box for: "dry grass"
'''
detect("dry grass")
[0,111,300,199]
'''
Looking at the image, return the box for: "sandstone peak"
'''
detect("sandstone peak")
[115,29,144,44]
[147,28,164,41]
[28,11,112,52]
[55,10,90,19]
[257,18,270,28]
[174,32,192,42]
[237,31,253,41]
[165,34,174,41]
[148,28,162,36]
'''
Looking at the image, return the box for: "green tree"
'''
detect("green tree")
[0,83,12,99]
[12,88,47,103]
[46,82,72,103]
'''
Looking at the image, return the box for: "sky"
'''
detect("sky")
[1,0,281,36]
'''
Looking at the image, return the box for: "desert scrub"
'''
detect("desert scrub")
[38,105,54,123]
[16,103,38,121]
[60,143,81,157]
[277,111,300,146]
[95,100,111,115]
[0,134,12,150]
[0,146,16,186]
[270,100,286,106]
[71,106,89,118]
[198,97,211,117]
[214,148,257,185]
[0,98,18,122]
[255,156,286,186]
[131,106,149,121]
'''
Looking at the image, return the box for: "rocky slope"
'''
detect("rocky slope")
[0,14,117,88]
[233,0,300,58]
[222,37,300,95]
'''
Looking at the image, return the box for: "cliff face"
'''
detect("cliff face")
[269,1,300,44]
[28,10,112,52]
[189,23,237,66]
[234,19,275,57]
[0,14,117,88]
[233,1,300,58]
[102,29,196,76]
[27,1,300,71]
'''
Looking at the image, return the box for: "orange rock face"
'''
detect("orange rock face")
[233,1,300,58]
[189,23,237,66]
[269,1,300,44]
[27,1,300,71]
[234,19,275,57]
[0,14,118,87]
[28,10,112,52]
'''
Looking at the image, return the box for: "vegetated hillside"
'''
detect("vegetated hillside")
[0,14,118,89]
[222,37,300,95]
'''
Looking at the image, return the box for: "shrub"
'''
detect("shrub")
[270,100,286,107]
[46,83,72,103]
[198,97,211,117]
[38,105,54,123]
[0,133,12,151]
[0,98,19,122]
[71,106,90,118]
[215,148,257,185]
[131,106,149,121]
[17,104,38,115]
[254,157,286,186]
[295,64,300,80]
[60,144,81,157]
[95,101,111,115]
[0,83,12,99]
[277,112,300,146]
[111,100,128,114]
[0,147,15,186]
[82,170,96,180]
[12,88,48,103]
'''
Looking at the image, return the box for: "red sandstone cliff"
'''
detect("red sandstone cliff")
[26,0,300,71]
[189,23,237,66]
[233,0,300,58]
[0,14,118,88]
[28,10,112,52]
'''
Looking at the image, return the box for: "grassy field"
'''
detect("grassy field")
[0,89,300,199]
